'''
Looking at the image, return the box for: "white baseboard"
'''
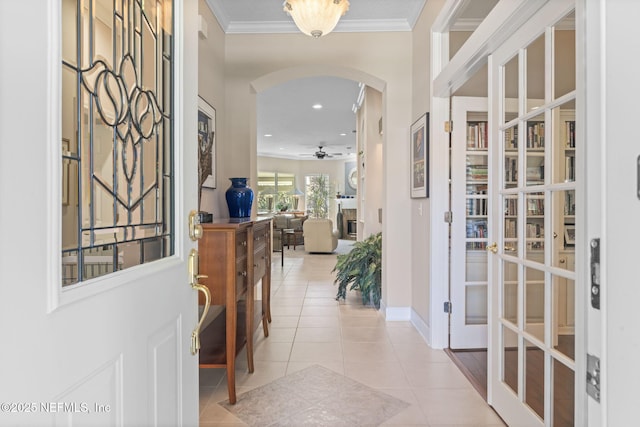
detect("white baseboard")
[379,303,432,347]
[410,309,432,347]
[380,302,411,321]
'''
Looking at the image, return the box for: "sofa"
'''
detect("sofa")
[272,213,307,251]
[302,218,339,253]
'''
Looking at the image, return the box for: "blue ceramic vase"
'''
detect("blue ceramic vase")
[225,177,254,218]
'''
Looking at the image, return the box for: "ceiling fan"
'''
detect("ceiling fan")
[300,145,342,159]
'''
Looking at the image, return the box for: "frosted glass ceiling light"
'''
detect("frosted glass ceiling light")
[284,0,350,38]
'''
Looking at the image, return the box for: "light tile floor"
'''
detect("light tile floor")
[199,242,506,426]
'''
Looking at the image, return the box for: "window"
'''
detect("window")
[257,172,295,213]
[61,0,174,286]
[305,174,330,218]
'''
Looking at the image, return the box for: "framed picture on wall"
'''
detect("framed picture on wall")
[410,113,429,198]
[198,97,216,196]
[564,225,575,246]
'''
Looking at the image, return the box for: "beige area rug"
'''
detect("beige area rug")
[219,365,410,426]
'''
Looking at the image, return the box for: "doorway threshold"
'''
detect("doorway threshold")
[445,347,488,401]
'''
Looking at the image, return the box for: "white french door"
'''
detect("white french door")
[451,96,490,349]
[487,2,579,426]
[0,1,200,426]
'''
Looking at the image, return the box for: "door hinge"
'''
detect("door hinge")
[444,121,452,133]
[587,353,601,402]
[444,211,453,223]
[444,301,452,313]
[590,238,600,310]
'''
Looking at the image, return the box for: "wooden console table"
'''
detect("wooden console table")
[197,217,272,404]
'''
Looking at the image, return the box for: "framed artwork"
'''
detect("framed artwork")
[198,97,216,196]
[410,113,429,198]
[564,225,575,246]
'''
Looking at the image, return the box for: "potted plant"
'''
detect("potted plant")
[333,232,382,308]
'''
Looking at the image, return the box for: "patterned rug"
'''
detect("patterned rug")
[219,365,410,426]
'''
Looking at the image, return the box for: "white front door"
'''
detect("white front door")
[0,1,200,426]
[487,2,579,426]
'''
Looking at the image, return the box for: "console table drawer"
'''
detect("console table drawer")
[253,246,267,281]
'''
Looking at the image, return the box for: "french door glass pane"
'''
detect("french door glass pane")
[525,340,545,420]
[504,55,519,124]
[553,12,576,100]
[526,113,545,186]
[552,189,575,271]
[525,192,545,261]
[526,34,545,114]
[504,125,518,189]
[553,275,575,361]
[525,267,545,342]
[552,101,576,184]
[466,285,488,325]
[503,260,519,326]
[553,358,575,427]
[502,325,519,394]
[503,195,518,256]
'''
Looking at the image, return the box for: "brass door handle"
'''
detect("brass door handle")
[189,248,211,355]
[486,242,498,254]
[191,282,211,355]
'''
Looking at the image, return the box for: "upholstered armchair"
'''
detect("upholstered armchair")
[302,218,339,253]
[272,214,306,251]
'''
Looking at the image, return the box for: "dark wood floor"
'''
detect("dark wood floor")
[447,335,575,427]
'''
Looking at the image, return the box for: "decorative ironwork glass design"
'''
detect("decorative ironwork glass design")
[61,0,174,286]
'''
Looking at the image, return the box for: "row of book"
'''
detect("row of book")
[565,155,575,181]
[467,121,488,149]
[505,127,518,149]
[466,163,488,181]
[466,198,488,216]
[527,122,545,149]
[504,198,518,216]
[505,157,518,182]
[527,198,544,215]
[466,220,487,239]
[565,121,576,148]
[565,190,576,216]
[526,223,544,238]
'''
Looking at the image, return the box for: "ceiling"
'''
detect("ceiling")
[204,0,496,160]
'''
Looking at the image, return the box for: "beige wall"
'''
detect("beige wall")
[198,0,228,216]
[410,0,446,330]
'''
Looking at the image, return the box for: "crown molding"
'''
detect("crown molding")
[225,19,412,34]
[204,0,413,36]
[205,0,229,31]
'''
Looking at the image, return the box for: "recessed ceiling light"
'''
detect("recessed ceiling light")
[312,104,323,109]
[264,134,273,137]
[340,133,347,136]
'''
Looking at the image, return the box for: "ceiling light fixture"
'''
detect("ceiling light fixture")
[312,103,323,109]
[283,0,350,38]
